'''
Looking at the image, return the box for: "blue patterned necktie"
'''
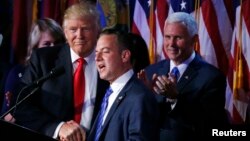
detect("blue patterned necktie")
[94,87,113,141]
[171,67,180,80]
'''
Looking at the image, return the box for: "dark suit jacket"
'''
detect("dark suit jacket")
[88,75,160,141]
[145,53,229,141]
[0,61,12,112]
[13,44,109,137]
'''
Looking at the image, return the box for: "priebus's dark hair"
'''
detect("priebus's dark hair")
[99,27,136,65]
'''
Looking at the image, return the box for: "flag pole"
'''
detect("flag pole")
[149,0,155,64]
[32,0,38,23]
[194,0,200,53]
[233,0,243,99]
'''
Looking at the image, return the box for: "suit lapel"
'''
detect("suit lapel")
[100,77,134,134]
[56,43,72,79]
[177,54,202,93]
[102,92,126,128]
[101,88,127,128]
[56,44,74,104]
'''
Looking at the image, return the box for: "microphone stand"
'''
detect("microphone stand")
[0,87,39,119]
[0,66,65,120]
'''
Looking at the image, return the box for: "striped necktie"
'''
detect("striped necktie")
[94,87,113,141]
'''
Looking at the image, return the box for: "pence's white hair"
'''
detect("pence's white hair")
[164,12,198,37]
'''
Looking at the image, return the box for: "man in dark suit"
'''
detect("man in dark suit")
[87,28,160,141]
[138,12,229,141]
[13,2,109,141]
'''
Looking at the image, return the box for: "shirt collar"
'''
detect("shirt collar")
[110,69,134,93]
[70,48,95,64]
[170,51,195,75]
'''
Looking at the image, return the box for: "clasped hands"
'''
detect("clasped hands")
[137,70,178,99]
[59,120,86,141]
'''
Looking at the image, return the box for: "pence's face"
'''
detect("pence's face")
[163,22,194,65]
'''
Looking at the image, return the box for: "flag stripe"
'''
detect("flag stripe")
[201,0,228,75]
[242,0,250,35]
[132,0,151,49]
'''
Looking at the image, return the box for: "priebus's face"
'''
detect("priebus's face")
[95,34,125,83]
[64,16,99,57]
[163,22,195,65]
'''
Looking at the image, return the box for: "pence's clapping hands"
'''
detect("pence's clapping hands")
[153,73,178,99]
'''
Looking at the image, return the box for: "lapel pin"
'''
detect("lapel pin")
[185,76,189,79]
[118,96,123,100]
[117,96,123,103]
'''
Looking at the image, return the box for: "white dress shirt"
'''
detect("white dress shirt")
[102,69,134,124]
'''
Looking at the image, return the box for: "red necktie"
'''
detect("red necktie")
[73,58,85,123]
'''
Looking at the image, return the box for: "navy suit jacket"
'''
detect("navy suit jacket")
[13,44,109,137]
[144,53,229,140]
[88,75,160,141]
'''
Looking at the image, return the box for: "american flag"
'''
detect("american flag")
[226,0,250,124]
[131,0,250,124]
[131,0,168,64]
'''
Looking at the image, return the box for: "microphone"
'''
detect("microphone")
[0,66,65,119]
[25,66,65,88]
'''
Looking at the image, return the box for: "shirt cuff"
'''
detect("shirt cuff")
[53,121,65,139]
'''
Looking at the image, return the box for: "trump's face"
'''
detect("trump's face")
[64,16,99,57]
